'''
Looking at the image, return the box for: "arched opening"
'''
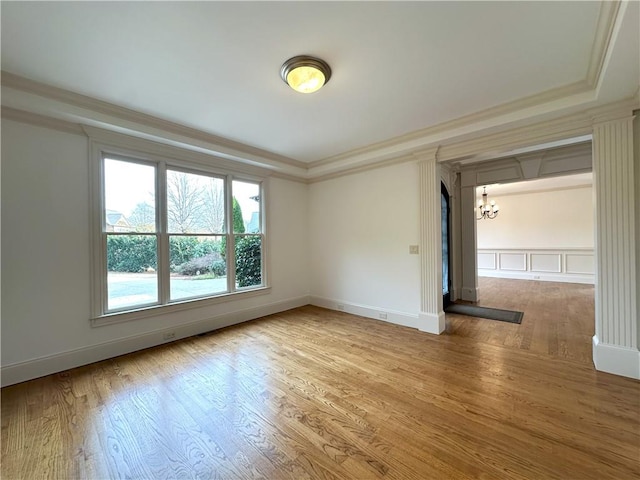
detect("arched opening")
[441,182,452,308]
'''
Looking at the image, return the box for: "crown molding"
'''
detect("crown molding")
[437,111,593,164]
[307,105,597,182]
[1,106,308,185]
[2,106,85,136]
[1,0,635,186]
[307,153,416,184]
[412,146,440,163]
[6,96,636,188]
[310,96,637,184]
[1,71,307,173]
[308,79,592,171]
[83,125,281,180]
[307,0,628,174]
[440,97,638,164]
[587,0,622,89]
[590,100,638,124]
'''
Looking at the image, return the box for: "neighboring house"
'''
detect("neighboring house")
[105,209,131,232]
[245,211,260,234]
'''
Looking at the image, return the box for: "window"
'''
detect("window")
[92,146,267,324]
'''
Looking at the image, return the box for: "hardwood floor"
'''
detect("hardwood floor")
[447,277,595,364]
[2,280,639,479]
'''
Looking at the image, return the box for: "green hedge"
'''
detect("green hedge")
[107,236,220,273]
[107,235,261,287]
[169,237,219,270]
[235,236,261,287]
[107,235,157,272]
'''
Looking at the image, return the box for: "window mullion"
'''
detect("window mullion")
[259,180,266,287]
[100,232,109,315]
[98,155,109,316]
[226,174,236,291]
[157,161,170,304]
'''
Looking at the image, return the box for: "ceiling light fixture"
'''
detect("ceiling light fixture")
[280,55,331,94]
[477,186,499,220]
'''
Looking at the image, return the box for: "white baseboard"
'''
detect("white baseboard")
[1,295,311,387]
[479,269,594,284]
[592,335,640,380]
[419,311,446,334]
[460,286,480,302]
[309,296,419,330]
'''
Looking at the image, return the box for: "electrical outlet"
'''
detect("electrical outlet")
[337,304,345,311]
[409,245,419,254]
[533,276,541,280]
[379,313,388,320]
[163,331,176,341]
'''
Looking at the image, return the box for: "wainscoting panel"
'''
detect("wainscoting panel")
[499,253,527,271]
[530,253,562,273]
[477,252,497,270]
[479,248,594,284]
[566,253,595,275]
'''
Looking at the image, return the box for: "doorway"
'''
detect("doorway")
[441,182,451,308]
[470,174,595,362]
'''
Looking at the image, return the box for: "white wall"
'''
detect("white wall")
[476,186,594,283]
[476,186,594,249]
[1,120,309,385]
[308,162,421,327]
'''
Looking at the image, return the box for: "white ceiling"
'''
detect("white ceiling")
[1,1,639,166]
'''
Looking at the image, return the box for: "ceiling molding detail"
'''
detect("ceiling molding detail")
[2,0,638,187]
[1,106,85,136]
[306,0,628,172]
[81,125,306,185]
[308,79,592,169]
[459,142,594,190]
[587,1,622,89]
[4,97,638,186]
[5,65,595,178]
[2,0,636,179]
[307,153,417,184]
[412,146,441,162]
[1,72,306,172]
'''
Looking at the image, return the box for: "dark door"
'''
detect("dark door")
[441,182,452,307]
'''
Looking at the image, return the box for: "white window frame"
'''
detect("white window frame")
[89,131,270,327]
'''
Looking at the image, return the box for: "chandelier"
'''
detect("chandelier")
[477,186,499,220]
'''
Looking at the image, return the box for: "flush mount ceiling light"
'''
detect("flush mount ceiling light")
[280,55,331,94]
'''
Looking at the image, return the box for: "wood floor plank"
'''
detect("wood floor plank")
[2,279,639,479]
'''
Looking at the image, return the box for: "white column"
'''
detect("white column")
[592,112,639,379]
[459,170,479,302]
[417,148,445,334]
[460,183,479,302]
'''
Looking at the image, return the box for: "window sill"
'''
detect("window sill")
[91,286,271,327]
